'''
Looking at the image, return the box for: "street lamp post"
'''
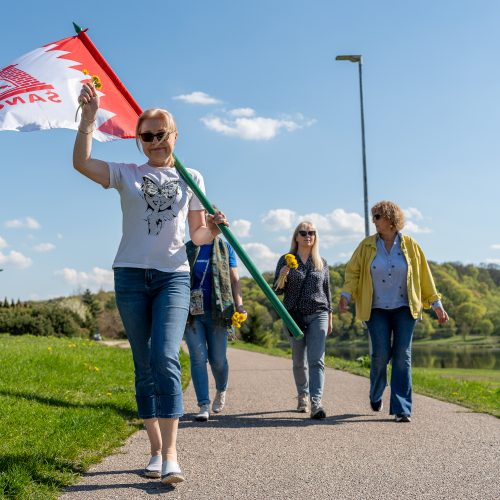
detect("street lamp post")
[336,55,369,237]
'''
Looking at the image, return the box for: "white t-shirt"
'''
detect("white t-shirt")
[107,161,205,272]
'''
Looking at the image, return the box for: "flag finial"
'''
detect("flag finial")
[73,22,83,34]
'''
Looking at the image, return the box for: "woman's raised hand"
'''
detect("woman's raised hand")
[78,83,99,122]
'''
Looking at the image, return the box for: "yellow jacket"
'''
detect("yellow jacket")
[342,234,441,321]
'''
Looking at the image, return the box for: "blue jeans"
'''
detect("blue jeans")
[114,267,190,419]
[365,306,417,416]
[289,311,328,407]
[184,312,229,406]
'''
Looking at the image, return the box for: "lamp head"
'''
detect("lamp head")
[336,55,362,63]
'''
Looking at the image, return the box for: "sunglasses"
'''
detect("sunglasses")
[139,130,174,143]
[372,214,382,221]
[298,230,316,237]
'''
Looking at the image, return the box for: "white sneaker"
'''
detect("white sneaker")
[212,391,226,413]
[195,403,210,422]
[144,455,162,478]
[161,460,185,485]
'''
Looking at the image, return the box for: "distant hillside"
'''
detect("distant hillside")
[1,263,499,346]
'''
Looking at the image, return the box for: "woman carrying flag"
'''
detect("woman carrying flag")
[73,82,228,485]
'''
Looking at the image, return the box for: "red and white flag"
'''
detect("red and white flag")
[0,29,141,142]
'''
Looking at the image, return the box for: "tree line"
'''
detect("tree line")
[1,262,499,346]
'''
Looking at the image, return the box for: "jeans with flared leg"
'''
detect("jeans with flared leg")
[365,306,417,416]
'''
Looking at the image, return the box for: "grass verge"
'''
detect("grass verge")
[230,341,500,417]
[0,335,190,499]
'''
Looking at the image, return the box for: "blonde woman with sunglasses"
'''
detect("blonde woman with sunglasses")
[274,221,333,419]
[73,83,228,485]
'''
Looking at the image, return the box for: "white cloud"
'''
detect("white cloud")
[404,220,432,234]
[338,251,353,260]
[403,207,424,221]
[486,258,500,265]
[490,244,500,250]
[33,243,55,253]
[0,250,32,269]
[241,243,280,274]
[5,217,41,229]
[228,108,256,117]
[0,237,7,249]
[402,207,431,233]
[202,116,297,140]
[55,267,114,291]
[201,113,312,141]
[232,219,252,238]
[261,208,364,247]
[173,91,221,105]
[262,209,297,231]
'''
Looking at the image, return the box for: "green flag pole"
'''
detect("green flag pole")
[174,155,304,339]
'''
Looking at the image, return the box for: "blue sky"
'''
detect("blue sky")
[1,1,499,300]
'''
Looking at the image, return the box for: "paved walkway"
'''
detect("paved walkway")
[61,347,499,499]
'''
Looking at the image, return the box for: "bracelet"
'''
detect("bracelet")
[77,128,94,135]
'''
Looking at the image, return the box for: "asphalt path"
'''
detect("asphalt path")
[61,347,499,499]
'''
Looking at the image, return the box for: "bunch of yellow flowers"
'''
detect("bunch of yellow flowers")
[75,69,103,121]
[231,311,247,329]
[285,253,298,269]
[275,253,298,290]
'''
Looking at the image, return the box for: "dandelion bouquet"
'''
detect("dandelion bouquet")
[75,69,103,121]
[274,253,298,290]
[231,311,247,329]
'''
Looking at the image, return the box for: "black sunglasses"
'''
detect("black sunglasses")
[139,130,174,143]
[298,230,316,237]
[372,214,382,221]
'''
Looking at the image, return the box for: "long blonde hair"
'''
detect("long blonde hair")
[289,221,324,271]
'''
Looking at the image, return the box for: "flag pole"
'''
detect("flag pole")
[173,156,304,339]
[73,22,141,116]
[72,23,304,339]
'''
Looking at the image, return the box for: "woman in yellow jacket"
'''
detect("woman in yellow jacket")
[339,201,448,422]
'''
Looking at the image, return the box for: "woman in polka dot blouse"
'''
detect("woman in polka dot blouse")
[274,221,333,420]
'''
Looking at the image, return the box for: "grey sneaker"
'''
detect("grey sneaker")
[297,394,309,413]
[195,404,210,422]
[311,404,326,420]
[144,455,162,478]
[212,391,226,413]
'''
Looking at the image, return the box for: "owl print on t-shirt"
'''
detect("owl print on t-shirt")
[141,176,180,235]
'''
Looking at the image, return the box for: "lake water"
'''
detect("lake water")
[326,342,500,370]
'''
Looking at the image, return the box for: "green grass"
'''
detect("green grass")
[230,341,500,417]
[0,335,190,499]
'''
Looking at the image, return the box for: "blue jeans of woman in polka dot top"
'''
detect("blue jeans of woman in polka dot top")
[289,311,329,407]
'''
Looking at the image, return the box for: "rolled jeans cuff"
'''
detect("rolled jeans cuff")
[136,394,184,419]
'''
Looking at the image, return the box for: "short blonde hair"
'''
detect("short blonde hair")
[135,108,177,153]
[371,200,405,232]
[289,221,324,271]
